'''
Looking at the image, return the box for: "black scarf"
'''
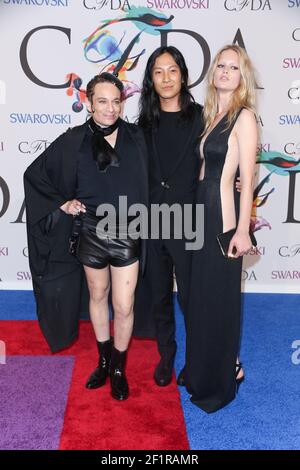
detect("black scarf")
[88,117,120,172]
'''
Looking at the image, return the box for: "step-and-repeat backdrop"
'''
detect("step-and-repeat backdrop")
[0,0,299,292]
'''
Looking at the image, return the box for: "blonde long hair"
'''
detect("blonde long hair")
[202,45,257,135]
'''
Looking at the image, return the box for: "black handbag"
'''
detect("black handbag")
[216,228,257,258]
[69,215,82,256]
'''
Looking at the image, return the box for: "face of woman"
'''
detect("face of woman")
[88,82,121,126]
[213,49,241,94]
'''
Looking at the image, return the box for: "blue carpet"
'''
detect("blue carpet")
[174,293,300,450]
[0,291,299,449]
[0,291,36,319]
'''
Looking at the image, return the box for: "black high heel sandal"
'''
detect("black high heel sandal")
[236,362,245,394]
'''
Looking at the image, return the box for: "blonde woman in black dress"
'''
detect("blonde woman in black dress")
[185,45,258,413]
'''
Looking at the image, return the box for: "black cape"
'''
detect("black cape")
[24,119,149,352]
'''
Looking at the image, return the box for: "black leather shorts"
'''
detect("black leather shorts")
[76,210,141,269]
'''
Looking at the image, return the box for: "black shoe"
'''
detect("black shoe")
[110,346,129,401]
[154,359,173,387]
[176,366,186,387]
[86,338,112,389]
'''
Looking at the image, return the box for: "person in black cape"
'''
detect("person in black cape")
[24,73,149,401]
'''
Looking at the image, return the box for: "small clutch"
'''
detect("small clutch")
[216,228,257,258]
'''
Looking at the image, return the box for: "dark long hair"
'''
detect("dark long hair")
[137,46,195,129]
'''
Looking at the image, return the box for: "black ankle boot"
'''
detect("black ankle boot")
[154,359,173,387]
[86,338,112,389]
[110,346,129,401]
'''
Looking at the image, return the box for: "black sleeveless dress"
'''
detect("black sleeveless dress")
[185,110,243,413]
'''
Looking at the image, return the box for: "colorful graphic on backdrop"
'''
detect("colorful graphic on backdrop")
[66,7,174,111]
[251,151,300,232]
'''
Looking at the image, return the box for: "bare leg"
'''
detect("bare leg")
[110,261,139,351]
[84,265,110,342]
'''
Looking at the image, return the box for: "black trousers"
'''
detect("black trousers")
[134,237,192,365]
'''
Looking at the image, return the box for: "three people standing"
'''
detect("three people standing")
[25,44,258,412]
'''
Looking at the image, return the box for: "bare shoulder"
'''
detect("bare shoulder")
[237,108,256,128]
[235,108,258,156]
[235,109,257,143]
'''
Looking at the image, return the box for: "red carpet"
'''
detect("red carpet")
[1,321,189,450]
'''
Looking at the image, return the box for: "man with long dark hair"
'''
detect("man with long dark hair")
[133,46,203,387]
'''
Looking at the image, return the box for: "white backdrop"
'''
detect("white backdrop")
[0,0,299,292]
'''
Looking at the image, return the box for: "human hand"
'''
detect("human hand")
[60,199,86,216]
[228,230,252,258]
